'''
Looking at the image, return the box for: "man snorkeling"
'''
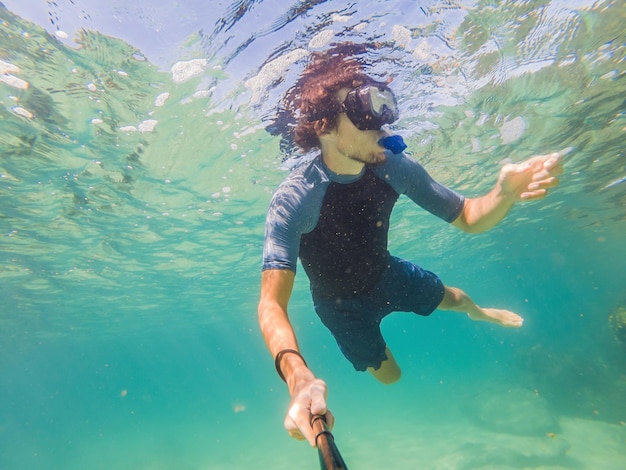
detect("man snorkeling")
[258,47,563,446]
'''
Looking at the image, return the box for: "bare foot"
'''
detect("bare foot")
[468,307,524,328]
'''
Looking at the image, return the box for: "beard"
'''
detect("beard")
[347,148,387,166]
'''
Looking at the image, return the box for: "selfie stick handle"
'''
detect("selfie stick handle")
[311,414,348,470]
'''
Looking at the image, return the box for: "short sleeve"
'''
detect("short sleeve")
[261,167,327,272]
[375,153,465,222]
[262,189,302,272]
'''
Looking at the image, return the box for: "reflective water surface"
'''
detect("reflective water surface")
[1,1,625,468]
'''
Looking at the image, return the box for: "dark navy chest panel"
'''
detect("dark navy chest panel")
[299,169,399,298]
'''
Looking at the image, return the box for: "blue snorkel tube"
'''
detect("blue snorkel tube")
[378,135,407,154]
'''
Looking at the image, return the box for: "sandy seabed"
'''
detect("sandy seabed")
[331,417,626,470]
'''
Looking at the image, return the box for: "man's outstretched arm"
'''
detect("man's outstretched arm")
[452,152,564,233]
[258,268,334,446]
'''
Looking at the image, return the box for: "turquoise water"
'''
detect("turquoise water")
[1,1,625,468]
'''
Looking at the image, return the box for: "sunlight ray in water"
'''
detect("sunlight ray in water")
[0,0,625,468]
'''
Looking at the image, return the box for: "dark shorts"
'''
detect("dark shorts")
[312,257,444,372]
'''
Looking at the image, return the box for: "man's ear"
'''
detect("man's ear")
[313,119,327,136]
[314,118,336,137]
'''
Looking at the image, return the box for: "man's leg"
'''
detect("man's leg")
[367,347,401,384]
[438,286,524,327]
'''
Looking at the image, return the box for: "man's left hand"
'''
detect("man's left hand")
[498,151,564,201]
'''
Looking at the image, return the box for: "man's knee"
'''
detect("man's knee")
[438,286,469,311]
[375,367,401,384]
[368,351,402,384]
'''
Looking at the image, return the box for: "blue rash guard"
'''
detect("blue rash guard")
[262,151,465,300]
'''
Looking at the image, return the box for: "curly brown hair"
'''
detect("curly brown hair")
[280,44,381,152]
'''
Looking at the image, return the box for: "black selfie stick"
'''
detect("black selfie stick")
[311,414,348,470]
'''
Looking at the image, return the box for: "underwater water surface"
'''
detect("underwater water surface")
[1,0,625,468]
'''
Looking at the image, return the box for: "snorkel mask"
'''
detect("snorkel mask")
[342,84,399,131]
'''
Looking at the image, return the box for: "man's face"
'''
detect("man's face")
[331,88,388,165]
[342,84,399,131]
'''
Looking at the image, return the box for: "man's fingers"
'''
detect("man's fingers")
[520,189,548,200]
[284,416,306,441]
[532,170,551,181]
[283,378,331,447]
[309,382,328,416]
[285,403,316,446]
[544,156,562,169]
[289,403,313,434]
[324,410,335,431]
[531,171,560,183]
[542,155,563,177]
[501,162,527,176]
[528,177,559,191]
[507,153,563,175]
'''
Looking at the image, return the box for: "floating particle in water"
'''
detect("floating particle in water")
[55,30,68,39]
[608,306,626,347]
[413,39,432,61]
[331,14,350,23]
[601,175,626,190]
[476,113,489,126]
[245,49,309,103]
[0,74,29,90]
[392,25,412,48]
[12,106,33,119]
[192,89,212,99]
[499,116,526,144]
[233,403,246,413]
[138,119,158,132]
[171,59,207,84]
[471,137,481,153]
[599,70,618,80]
[309,29,334,49]
[0,59,20,74]
[132,52,147,62]
[155,92,170,107]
